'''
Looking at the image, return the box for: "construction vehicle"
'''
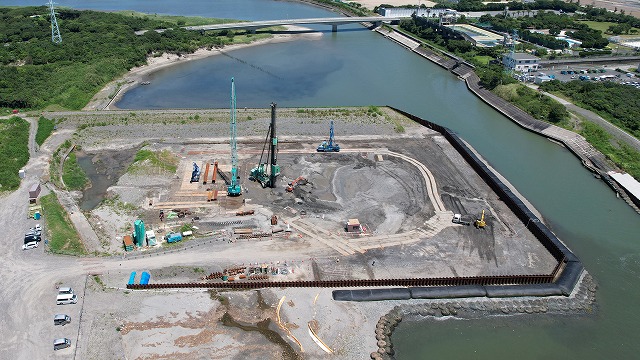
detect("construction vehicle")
[286,176,307,192]
[227,77,242,196]
[475,210,486,229]
[250,103,280,188]
[189,162,201,183]
[317,120,340,152]
[452,213,472,226]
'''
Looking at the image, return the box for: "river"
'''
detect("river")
[3,0,639,358]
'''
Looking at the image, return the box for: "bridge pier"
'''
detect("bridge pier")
[332,24,337,33]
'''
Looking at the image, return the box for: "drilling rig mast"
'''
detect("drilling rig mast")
[227,78,242,196]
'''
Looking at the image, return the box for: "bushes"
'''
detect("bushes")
[540,81,640,138]
[62,152,89,191]
[0,7,268,111]
[493,83,569,123]
[41,192,86,255]
[35,116,54,146]
[0,116,29,191]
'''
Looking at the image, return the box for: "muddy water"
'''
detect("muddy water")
[221,313,300,360]
[76,149,138,211]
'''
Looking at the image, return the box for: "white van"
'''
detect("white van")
[56,294,77,305]
[58,287,74,295]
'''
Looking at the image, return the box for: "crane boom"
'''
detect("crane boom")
[227,77,242,196]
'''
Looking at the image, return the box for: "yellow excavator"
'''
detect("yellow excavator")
[475,210,486,229]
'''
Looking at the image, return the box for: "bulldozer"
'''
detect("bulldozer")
[474,210,486,229]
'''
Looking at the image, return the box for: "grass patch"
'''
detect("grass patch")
[41,193,86,255]
[35,116,55,146]
[129,149,178,174]
[49,140,73,188]
[0,116,29,192]
[581,121,640,181]
[472,55,492,66]
[62,152,90,191]
[93,275,105,289]
[494,83,569,123]
[101,194,138,215]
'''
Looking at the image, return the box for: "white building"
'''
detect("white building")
[502,52,540,72]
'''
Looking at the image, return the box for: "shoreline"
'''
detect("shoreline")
[84,25,321,111]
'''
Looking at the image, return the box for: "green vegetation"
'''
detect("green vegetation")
[0,116,29,191]
[539,81,640,138]
[0,7,273,110]
[314,0,372,16]
[41,192,86,255]
[580,121,640,180]
[101,194,138,215]
[193,267,205,273]
[494,83,569,123]
[129,149,178,174]
[180,223,195,233]
[35,116,54,146]
[62,152,89,190]
[49,140,73,188]
[93,274,105,288]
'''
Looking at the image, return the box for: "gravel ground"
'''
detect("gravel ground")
[0,107,583,360]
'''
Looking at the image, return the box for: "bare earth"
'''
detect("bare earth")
[0,103,574,360]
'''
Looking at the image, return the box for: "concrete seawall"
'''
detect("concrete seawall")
[374,26,640,215]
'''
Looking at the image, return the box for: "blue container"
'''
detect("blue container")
[140,271,151,285]
[128,272,137,285]
[34,212,41,220]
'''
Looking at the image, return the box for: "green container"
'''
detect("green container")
[134,219,145,247]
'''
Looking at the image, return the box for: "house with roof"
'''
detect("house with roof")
[502,52,540,72]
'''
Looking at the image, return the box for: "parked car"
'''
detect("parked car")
[54,314,71,326]
[22,241,38,250]
[24,234,41,243]
[53,338,71,350]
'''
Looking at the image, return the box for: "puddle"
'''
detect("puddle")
[76,148,138,211]
[221,312,300,360]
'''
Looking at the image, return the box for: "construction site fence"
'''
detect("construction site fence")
[127,274,555,290]
[126,108,584,299]
[387,107,583,287]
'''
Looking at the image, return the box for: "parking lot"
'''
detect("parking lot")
[514,62,639,88]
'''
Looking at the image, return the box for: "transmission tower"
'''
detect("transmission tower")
[48,0,62,44]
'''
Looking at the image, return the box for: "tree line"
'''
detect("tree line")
[0,7,255,110]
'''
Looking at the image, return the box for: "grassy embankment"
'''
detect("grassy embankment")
[35,116,55,146]
[41,192,86,255]
[0,117,29,192]
[62,151,90,191]
[539,80,640,180]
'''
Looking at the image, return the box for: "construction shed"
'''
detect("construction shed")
[346,218,361,233]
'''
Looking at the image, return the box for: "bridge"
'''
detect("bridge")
[184,16,401,33]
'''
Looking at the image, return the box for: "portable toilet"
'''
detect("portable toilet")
[140,272,150,285]
[134,219,145,247]
[128,272,137,285]
[145,230,157,246]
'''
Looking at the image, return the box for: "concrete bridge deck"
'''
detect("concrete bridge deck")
[184,16,400,33]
